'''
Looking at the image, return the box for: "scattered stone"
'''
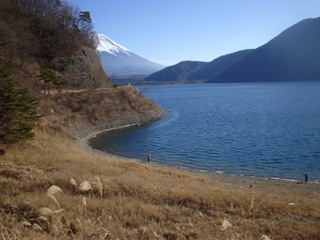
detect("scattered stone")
[288,202,295,206]
[221,219,232,230]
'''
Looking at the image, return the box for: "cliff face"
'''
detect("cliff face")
[63,47,113,89]
[11,47,113,92]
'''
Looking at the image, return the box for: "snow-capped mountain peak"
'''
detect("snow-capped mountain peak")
[96,33,165,77]
[96,34,130,56]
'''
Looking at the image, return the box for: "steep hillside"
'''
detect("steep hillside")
[0,0,165,142]
[97,34,164,77]
[209,17,320,83]
[0,0,111,90]
[62,47,112,89]
[145,61,207,82]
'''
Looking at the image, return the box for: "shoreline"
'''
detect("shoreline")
[78,119,320,193]
[79,109,167,156]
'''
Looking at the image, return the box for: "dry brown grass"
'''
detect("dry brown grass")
[1,128,320,239]
[43,86,156,123]
[38,85,162,140]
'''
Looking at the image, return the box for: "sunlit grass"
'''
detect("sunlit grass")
[1,129,320,239]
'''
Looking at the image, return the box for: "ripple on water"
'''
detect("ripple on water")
[90,82,320,182]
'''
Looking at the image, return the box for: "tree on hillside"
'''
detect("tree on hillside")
[0,0,96,68]
[39,67,62,94]
[0,66,40,146]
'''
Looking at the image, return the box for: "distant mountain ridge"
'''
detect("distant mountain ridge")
[189,49,253,81]
[97,34,164,77]
[145,61,207,82]
[145,50,253,82]
[209,17,320,83]
[146,17,320,83]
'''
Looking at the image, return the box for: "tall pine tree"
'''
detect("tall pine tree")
[0,66,40,145]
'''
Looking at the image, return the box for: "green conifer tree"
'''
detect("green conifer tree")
[39,67,62,94]
[0,66,40,145]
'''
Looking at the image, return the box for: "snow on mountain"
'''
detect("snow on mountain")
[96,34,164,77]
[96,34,130,56]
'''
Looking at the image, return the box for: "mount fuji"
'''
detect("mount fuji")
[96,34,164,77]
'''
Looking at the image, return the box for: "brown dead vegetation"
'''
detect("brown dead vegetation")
[37,85,161,139]
[1,127,320,240]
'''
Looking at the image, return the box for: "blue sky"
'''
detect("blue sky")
[65,0,320,66]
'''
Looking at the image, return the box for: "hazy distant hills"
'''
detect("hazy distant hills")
[209,17,320,83]
[145,61,207,82]
[146,17,320,83]
[97,34,164,77]
[188,49,253,81]
[145,50,253,82]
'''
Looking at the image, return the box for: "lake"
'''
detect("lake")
[89,81,320,182]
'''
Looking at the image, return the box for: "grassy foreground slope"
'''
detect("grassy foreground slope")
[1,125,320,239]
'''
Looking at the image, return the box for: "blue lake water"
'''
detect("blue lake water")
[89,82,320,182]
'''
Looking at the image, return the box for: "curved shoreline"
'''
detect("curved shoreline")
[79,108,166,156]
[77,109,319,192]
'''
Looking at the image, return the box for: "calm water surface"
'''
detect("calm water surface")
[89,82,320,181]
